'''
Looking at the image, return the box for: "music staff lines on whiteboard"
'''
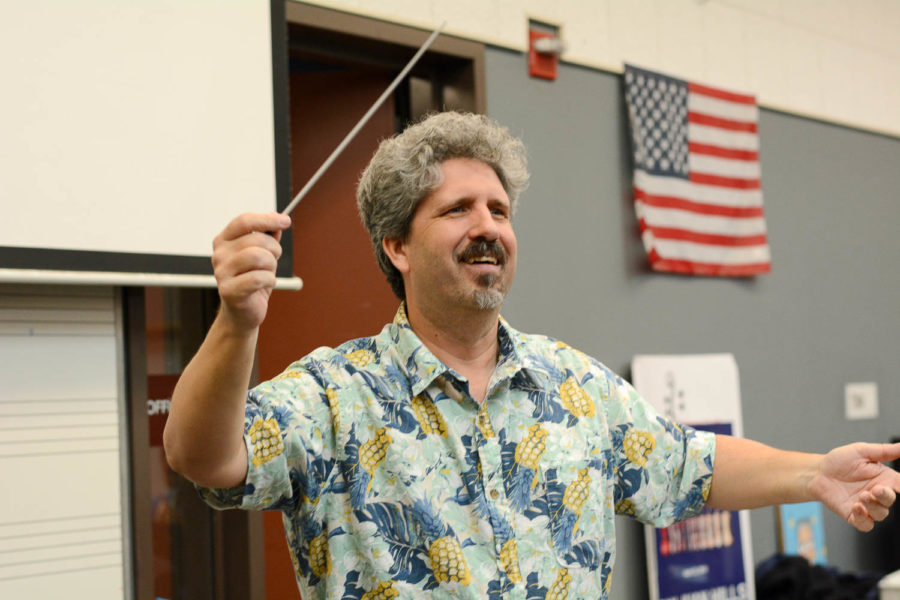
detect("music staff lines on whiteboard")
[0,513,122,582]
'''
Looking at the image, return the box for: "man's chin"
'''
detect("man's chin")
[472,289,504,310]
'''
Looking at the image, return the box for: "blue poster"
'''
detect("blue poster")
[779,502,827,565]
[652,423,752,600]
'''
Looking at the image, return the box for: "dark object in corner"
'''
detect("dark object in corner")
[755,554,881,600]
[882,436,900,571]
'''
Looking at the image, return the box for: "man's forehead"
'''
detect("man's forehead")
[432,158,507,195]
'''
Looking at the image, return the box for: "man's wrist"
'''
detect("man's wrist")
[216,303,262,339]
[801,453,826,503]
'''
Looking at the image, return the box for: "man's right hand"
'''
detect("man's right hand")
[165,212,291,488]
[212,212,292,332]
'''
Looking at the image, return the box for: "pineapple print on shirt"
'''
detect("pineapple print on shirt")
[499,538,523,584]
[559,377,595,419]
[413,499,472,588]
[623,429,656,467]
[506,423,549,511]
[411,393,448,438]
[347,425,393,508]
[247,417,284,467]
[308,530,331,579]
[545,466,596,557]
[361,581,399,600]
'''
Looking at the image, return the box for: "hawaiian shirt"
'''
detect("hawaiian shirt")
[201,305,716,600]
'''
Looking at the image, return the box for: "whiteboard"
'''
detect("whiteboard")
[0,285,125,598]
[0,1,277,264]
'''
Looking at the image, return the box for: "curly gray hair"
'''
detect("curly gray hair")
[357,111,530,300]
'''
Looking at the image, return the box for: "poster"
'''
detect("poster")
[779,502,827,565]
[631,354,756,600]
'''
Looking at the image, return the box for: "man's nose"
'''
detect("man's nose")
[468,204,500,240]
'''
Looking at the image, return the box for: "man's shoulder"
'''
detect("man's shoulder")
[504,322,590,361]
[503,322,620,381]
[306,327,400,371]
[270,322,401,383]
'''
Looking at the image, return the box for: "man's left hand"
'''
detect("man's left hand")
[811,442,900,532]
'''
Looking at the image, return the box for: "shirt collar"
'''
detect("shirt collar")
[389,303,449,396]
[389,303,552,396]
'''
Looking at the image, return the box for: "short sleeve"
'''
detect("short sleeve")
[607,375,716,527]
[197,362,338,514]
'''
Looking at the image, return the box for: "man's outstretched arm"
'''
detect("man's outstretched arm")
[163,212,291,489]
[707,435,900,532]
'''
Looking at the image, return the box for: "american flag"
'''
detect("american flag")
[624,64,771,276]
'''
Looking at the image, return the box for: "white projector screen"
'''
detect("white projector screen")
[0,1,285,277]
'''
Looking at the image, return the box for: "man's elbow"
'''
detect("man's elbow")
[161,422,204,482]
[162,422,189,477]
[162,424,247,489]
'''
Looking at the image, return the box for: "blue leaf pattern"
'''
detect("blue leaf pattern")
[355,502,430,584]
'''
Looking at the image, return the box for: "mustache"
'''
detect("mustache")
[457,239,506,264]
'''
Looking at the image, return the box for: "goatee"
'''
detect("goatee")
[472,288,504,310]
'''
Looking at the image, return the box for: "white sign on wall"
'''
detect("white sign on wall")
[631,353,756,600]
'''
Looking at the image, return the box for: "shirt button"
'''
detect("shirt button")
[490,489,500,500]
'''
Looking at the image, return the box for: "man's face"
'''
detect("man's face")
[388,157,517,314]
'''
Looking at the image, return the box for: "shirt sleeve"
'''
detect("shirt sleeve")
[605,373,716,527]
[197,360,338,514]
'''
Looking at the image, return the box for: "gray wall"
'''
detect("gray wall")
[485,47,900,598]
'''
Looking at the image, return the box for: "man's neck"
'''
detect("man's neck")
[404,300,500,399]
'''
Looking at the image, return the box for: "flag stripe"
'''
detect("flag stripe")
[689,92,759,123]
[688,81,756,105]
[649,254,772,276]
[690,172,761,189]
[636,203,768,236]
[688,111,758,133]
[689,154,761,179]
[641,222,768,247]
[635,170,763,208]
[689,142,758,161]
[635,188,764,218]
[688,123,759,151]
[644,236,772,265]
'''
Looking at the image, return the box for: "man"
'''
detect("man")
[165,112,900,599]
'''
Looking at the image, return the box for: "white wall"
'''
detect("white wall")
[299,0,900,138]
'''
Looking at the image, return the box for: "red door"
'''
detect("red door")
[256,67,401,598]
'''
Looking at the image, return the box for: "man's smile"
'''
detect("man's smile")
[463,255,498,265]
[457,240,506,269]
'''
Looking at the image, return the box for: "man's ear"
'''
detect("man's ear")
[382,237,410,275]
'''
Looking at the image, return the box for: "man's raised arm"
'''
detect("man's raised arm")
[708,435,900,532]
[163,212,292,489]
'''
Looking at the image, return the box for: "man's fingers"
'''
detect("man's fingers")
[218,268,277,301]
[212,218,286,276]
[217,230,285,259]
[857,441,900,463]
[873,485,897,508]
[866,503,890,522]
[848,503,875,532]
[859,490,890,522]
[218,212,291,243]
[215,246,279,282]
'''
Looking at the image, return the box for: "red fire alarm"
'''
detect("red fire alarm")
[529,28,563,80]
